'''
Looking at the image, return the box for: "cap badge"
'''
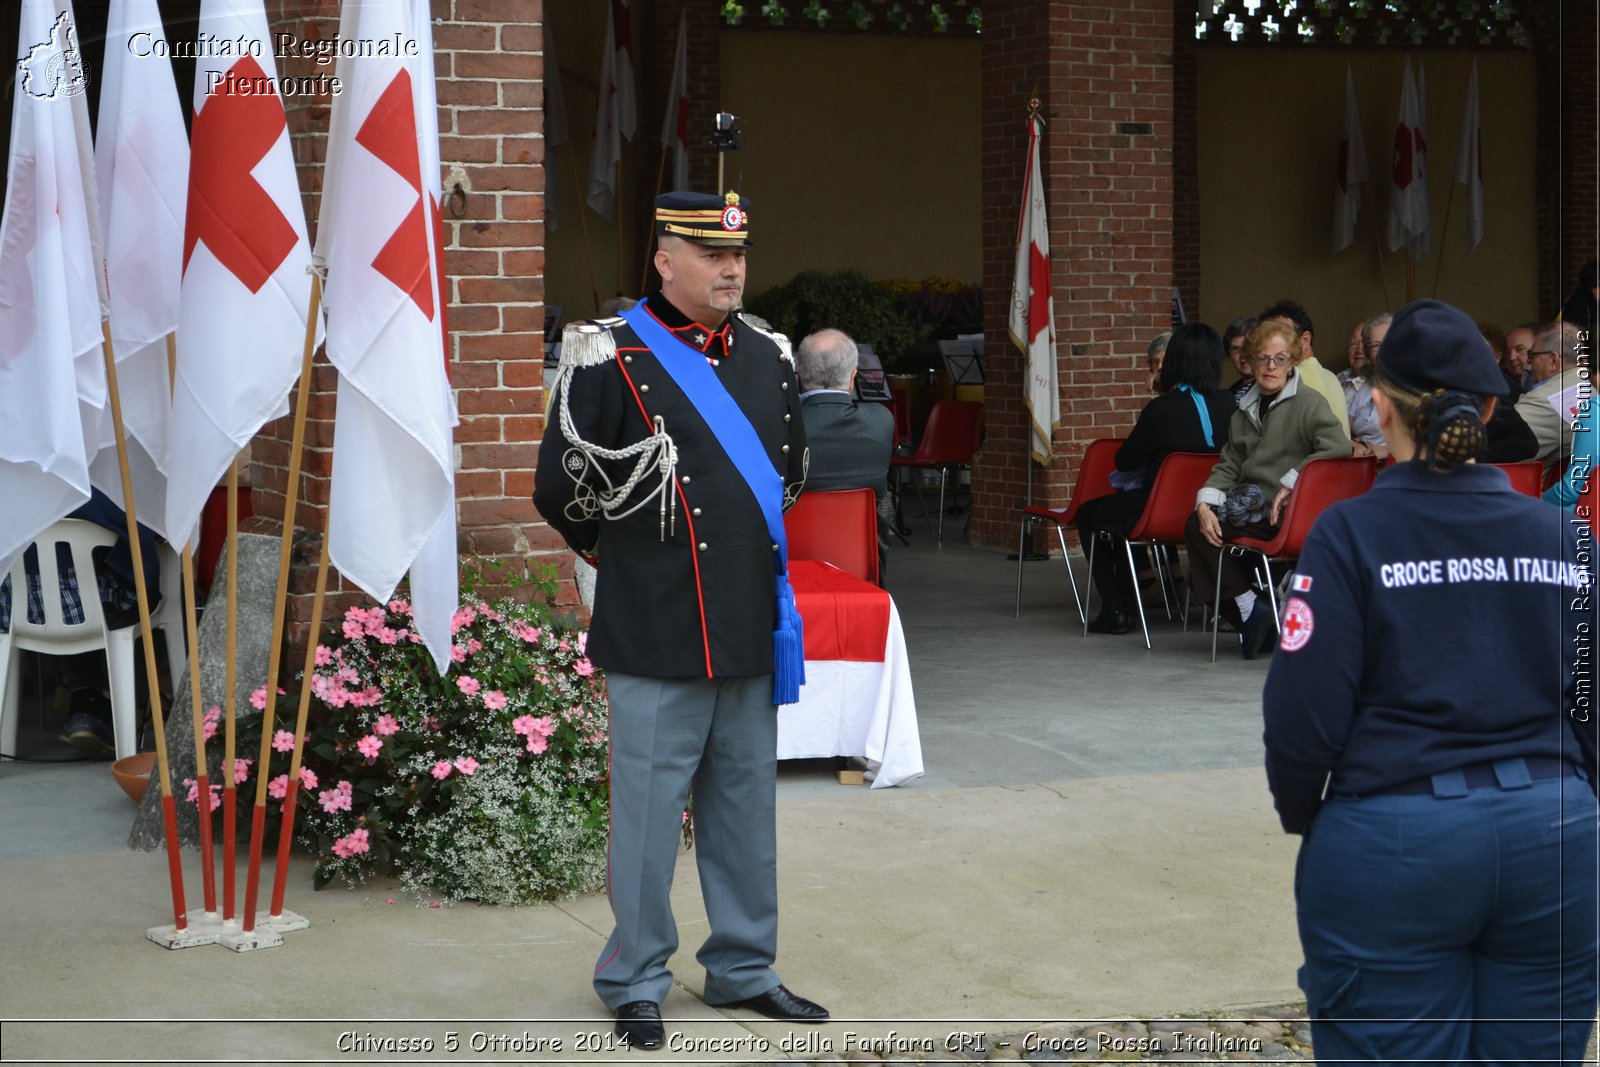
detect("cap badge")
[721,190,746,232]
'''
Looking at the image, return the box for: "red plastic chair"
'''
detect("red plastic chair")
[1082,452,1218,649]
[1210,455,1378,661]
[890,399,983,546]
[1490,460,1544,497]
[1013,437,1125,621]
[785,488,880,586]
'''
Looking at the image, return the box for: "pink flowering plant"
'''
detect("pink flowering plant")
[293,566,610,905]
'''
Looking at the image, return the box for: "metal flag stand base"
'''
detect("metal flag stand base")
[146,909,311,952]
[146,912,227,950]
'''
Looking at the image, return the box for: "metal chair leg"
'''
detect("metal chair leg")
[1058,525,1085,624]
[1014,516,1027,617]
[1126,538,1152,649]
[1210,547,1228,662]
[935,469,948,546]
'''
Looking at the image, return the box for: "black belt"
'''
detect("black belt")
[1364,757,1577,798]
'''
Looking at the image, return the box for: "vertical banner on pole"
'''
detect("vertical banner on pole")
[92,0,188,538]
[660,10,690,193]
[1008,110,1059,472]
[1386,58,1430,263]
[1452,59,1484,254]
[166,0,318,553]
[586,0,635,221]
[0,0,102,574]
[1332,65,1368,255]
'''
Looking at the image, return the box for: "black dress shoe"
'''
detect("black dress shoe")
[614,1001,664,1049]
[711,983,829,1022]
[1239,599,1277,660]
[1086,608,1133,634]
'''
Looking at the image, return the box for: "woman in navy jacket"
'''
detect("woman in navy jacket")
[1262,300,1597,1064]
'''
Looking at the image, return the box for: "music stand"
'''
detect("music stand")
[939,340,985,385]
[853,343,892,404]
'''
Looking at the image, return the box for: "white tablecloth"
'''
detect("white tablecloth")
[777,597,923,788]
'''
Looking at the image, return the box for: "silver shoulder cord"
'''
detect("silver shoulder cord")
[552,364,679,540]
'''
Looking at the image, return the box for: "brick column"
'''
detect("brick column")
[1532,3,1599,317]
[971,0,1177,548]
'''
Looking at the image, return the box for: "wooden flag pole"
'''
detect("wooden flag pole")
[167,334,217,917]
[1365,185,1392,312]
[564,143,601,315]
[1430,182,1458,299]
[269,521,331,918]
[241,272,323,934]
[615,157,624,297]
[100,322,187,932]
[222,455,240,922]
[639,146,668,296]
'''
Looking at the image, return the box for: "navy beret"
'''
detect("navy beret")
[654,190,752,248]
[1375,299,1509,398]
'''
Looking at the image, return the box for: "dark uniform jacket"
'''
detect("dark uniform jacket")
[1262,462,1592,833]
[533,298,808,679]
[798,392,894,575]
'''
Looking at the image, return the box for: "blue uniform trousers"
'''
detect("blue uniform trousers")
[593,672,780,1010]
[1295,768,1598,1066]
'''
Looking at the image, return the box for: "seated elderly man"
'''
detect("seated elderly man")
[795,329,895,582]
[1516,322,1588,479]
[1338,313,1388,457]
[1185,320,1352,659]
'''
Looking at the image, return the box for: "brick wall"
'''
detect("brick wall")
[1172,0,1199,324]
[970,0,1177,548]
[1531,3,1597,318]
[248,0,554,664]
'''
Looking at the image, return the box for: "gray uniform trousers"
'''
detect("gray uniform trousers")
[593,671,780,1009]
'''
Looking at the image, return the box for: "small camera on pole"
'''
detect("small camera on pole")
[711,112,741,190]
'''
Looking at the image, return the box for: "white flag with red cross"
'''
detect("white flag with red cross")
[90,0,190,541]
[1386,57,1430,259]
[317,0,458,674]
[0,0,104,573]
[1008,113,1059,467]
[1452,59,1484,253]
[164,0,317,550]
[1332,65,1368,254]
[660,10,690,192]
[586,0,636,220]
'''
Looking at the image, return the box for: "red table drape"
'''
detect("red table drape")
[789,560,891,663]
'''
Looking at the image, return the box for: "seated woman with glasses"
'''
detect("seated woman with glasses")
[1078,323,1236,634]
[1185,319,1352,658]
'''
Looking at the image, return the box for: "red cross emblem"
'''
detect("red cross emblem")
[355,69,435,320]
[183,56,297,294]
[1280,597,1314,653]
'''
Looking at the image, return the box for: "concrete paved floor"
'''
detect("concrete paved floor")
[0,534,1303,1063]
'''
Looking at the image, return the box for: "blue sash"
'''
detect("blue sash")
[1177,384,1216,448]
[620,301,805,704]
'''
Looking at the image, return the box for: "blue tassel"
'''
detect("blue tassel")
[772,574,806,705]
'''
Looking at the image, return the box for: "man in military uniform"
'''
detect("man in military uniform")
[533,191,826,1049]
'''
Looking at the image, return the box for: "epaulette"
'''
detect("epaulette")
[558,317,625,369]
[737,311,793,365]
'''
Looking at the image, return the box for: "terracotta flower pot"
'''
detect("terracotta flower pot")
[111,751,157,803]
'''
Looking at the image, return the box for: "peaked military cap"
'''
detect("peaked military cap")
[654,190,753,248]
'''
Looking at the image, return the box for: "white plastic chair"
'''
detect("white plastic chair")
[0,519,184,760]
